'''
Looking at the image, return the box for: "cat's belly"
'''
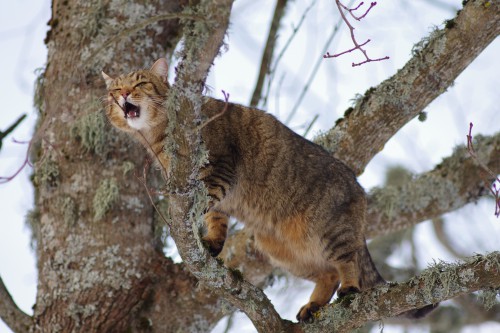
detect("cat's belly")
[253,228,329,280]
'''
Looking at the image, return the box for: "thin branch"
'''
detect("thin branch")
[0,114,26,150]
[262,0,317,108]
[467,122,500,217]
[285,2,346,125]
[365,132,500,238]
[0,275,33,333]
[250,0,289,107]
[197,90,230,130]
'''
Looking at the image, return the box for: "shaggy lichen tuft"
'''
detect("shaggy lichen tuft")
[70,110,110,155]
[93,178,119,221]
[34,155,60,187]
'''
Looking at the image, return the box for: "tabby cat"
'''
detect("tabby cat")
[102,59,436,322]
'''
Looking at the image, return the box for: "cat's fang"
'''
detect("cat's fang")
[124,102,140,118]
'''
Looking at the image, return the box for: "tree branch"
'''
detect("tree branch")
[0,275,32,333]
[301,251,500,333]
[0,114,26,151]
[164,1,290,332]
[365,132,500,238]
[314,0,500,174]
[250,0,289,107]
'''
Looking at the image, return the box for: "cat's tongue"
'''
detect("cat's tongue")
[124,102,140,118]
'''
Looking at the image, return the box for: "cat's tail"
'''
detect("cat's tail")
[358,240,438,319]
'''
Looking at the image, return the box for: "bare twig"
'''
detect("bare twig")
[250,0,290,107]
[285,1,347,124]
[0,114,26,150]
[135,159,171,227]
[466,122,500,217]
[262,0,317,108]
[0,275,33,333]
[324,1,389,67]
[198,90,230,130]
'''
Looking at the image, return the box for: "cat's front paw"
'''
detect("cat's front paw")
[296,302,320,323]
[202,236,225,257]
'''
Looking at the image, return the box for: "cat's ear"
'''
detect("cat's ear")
[101,71,114,88]
[150,58,169,84]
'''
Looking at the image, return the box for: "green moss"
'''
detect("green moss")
[418,111,428,122]
[343,107,354,118]
[444,19,456,29]
[93,178,119,221]
[70,110,110,155]
[228,266,244,281]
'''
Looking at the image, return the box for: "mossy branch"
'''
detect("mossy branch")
[301,252,500,333]
[162,0,289,332]
[366,132,500,238]
[314,0,500,175]
[0,275,33,333]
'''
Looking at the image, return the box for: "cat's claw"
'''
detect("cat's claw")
[296,302,320,323]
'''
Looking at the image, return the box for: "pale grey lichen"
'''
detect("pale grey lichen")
[478,288,499,310]
[122,160,135,176]
[70,110,110,155]
[93,178,119,221]
[58,196,77,226]
[34,155,60,187]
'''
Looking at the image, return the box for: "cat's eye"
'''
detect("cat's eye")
[134,81,150,88]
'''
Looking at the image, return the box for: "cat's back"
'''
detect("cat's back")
[201,98,363,223]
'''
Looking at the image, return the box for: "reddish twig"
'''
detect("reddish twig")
[466,122,500,217]
[135,159,171,226]
[324,1,389,67]
[197,90,230,131]
[0,137,56,184]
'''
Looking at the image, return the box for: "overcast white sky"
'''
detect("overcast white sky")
[1,1,499,332]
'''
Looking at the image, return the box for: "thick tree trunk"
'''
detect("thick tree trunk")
[32,1,223,332]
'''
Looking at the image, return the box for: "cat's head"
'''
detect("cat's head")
[102,58,170,132]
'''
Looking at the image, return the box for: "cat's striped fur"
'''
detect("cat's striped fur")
[102,59,437,322]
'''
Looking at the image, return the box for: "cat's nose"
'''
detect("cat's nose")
[121,91,130,99]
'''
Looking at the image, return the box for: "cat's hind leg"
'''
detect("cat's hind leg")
[296,270,340,322]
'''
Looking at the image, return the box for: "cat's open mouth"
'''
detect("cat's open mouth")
[124,102,140,119]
